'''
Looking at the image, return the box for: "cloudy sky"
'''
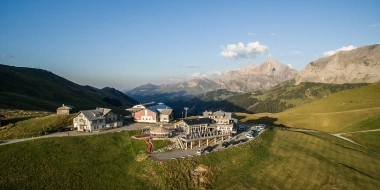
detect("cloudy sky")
[1,0,379,90]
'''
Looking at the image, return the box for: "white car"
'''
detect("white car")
[245,134,254,139]
[196,148,204,154]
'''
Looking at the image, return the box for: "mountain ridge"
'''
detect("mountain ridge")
[126,59,297,102]
[0,64,138,114]
[295,44,380,84]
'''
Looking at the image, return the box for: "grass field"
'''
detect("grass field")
[1,129,379,189]
[0,131,172,189]
[0,114,74,139]
[341,131,380,152]
[155,129,380,189]
[274,83,380,133]
[235,83,380,134]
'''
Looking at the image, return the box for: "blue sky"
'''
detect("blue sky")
[1,0,379,90]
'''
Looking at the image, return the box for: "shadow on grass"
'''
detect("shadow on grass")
[233,114,247,121]
[1,117,35,126]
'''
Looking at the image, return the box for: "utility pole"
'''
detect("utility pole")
[184,107,188,118]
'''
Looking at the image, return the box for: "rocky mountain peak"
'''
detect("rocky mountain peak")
[295,44,380,85]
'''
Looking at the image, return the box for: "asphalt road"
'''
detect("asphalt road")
[0,122,150,146]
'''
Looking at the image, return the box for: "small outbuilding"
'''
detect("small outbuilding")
[150,126,171,138]
[57,104,75,115]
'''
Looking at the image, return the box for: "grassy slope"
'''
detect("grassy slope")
[268,83,380,133]
[0,64,138,113]
[1,129,379,189]
[0,114,74,139]
[225,81,368,113]
[0,131,172,189]
[342,131,380,152]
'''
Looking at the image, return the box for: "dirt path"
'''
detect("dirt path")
[277,126,366,148]
[283,106,380,116]
[334,128,380,135]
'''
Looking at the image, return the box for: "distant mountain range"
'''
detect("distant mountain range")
[2,44,379,117]
[295,44,380,84]
[0,64,138,114]
[126,59,298,102]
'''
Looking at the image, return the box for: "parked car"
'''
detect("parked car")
[221,141,230,148]
[238,125,245,131]
[43,129,58,135]
[204,146,212,153]
[245,134,254,139]
[196,148,204,154]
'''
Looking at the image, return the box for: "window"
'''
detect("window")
[93,120,97,123]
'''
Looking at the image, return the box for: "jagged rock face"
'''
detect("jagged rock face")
[295,44,380,85]
[216,59,298,91]
[126,59,297,102]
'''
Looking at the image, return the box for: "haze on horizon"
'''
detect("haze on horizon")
[1,0,379,90]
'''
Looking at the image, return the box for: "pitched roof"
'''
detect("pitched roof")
[81,110,105,121]
[157,109,173,115]
[96,108,111,116]
[182,118,211,126]
[126,108,143,113]
[79,108,112,121]
[141,102,157,107]
[146,103,171,113]
[204,110,232,119]
[150,127,171,134]
[57,105,75,110]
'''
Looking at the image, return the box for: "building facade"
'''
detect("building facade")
[56,104,74,115]
[126,102,173,123]
[73,108,121,132]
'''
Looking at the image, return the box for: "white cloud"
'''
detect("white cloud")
[219,41,269,59]
[189,70,223,79]
[248,32,255,35]
[1,54,14,59]
[370,23,380,28]
[287,64,293,68]
[270,32,276,36]
[323,45,356,57]
[292,51,302,55]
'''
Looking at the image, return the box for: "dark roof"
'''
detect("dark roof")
[79,108,112,121]
[182,118,211,126]
[141,102,158,107]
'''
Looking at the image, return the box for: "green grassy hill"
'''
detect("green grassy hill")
[274,83,380,133]
[1,129,379,189]
[225,80,368,113]
[0,113,74,139]
[167,81,368,117]
[166,80,368,117]
[0,64,138,114]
